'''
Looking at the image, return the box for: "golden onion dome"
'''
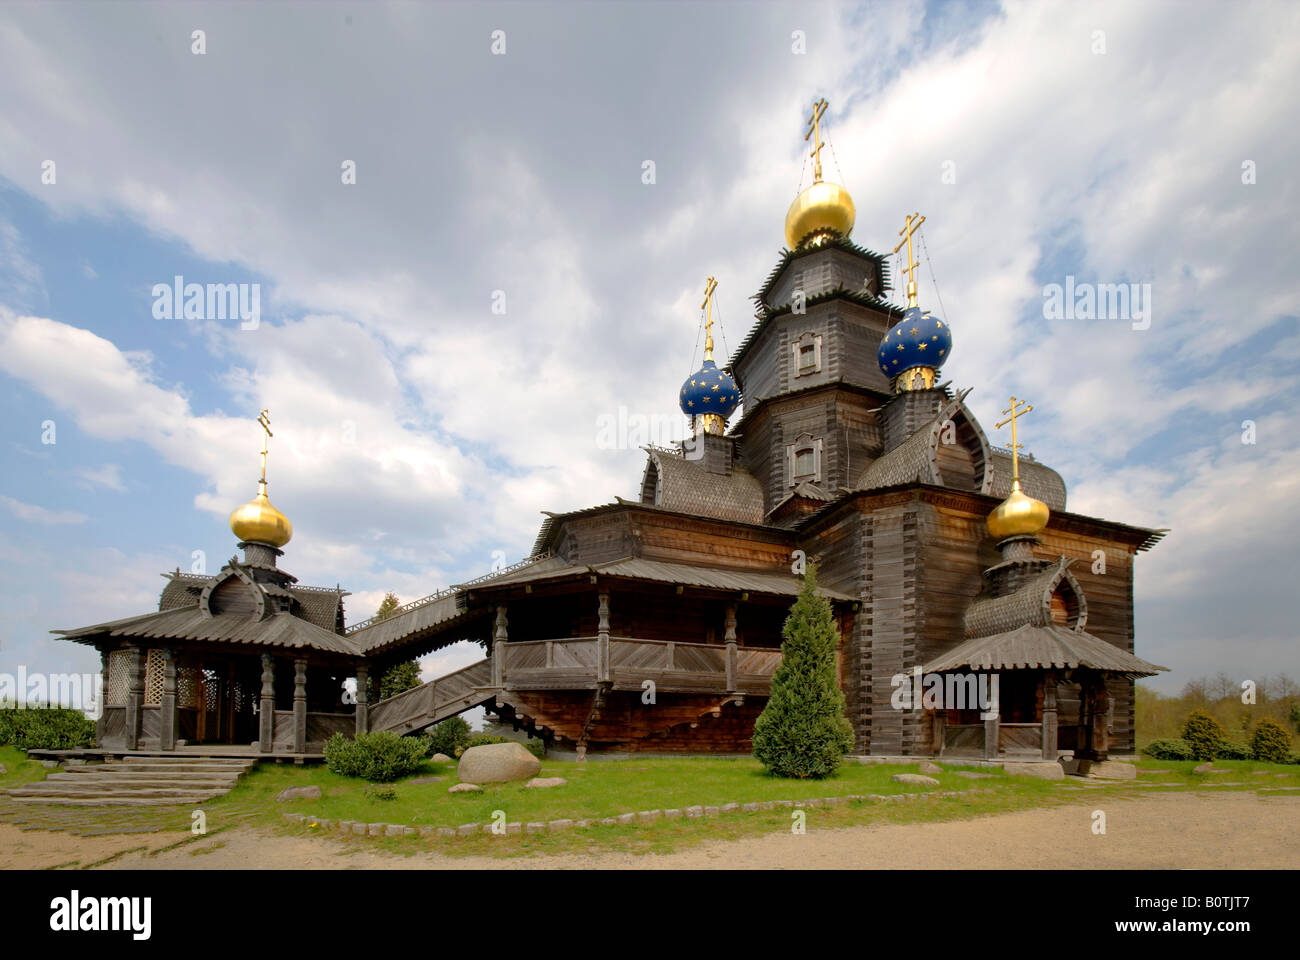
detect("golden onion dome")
[784,179,855,249]
[987,482,1050,540]
[229,487,293,547]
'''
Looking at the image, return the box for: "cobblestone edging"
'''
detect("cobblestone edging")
[281,788,986,840]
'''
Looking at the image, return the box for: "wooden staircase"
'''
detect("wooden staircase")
[367,658,499,735]
[4,756,257,806]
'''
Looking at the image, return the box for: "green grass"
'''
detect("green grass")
[2,749,1297,860]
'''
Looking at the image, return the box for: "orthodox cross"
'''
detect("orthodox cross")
[700,276,718,361]
[805,97,829,181]
[256,408,273,490]
[994,396,1033,488]
[891,212,926,308]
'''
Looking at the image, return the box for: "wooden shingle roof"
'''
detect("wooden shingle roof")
[54,607,364,656]
[924,623,1166,679]
[643,448,766,525]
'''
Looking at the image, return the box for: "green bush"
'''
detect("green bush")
[427,717,472,758]
[1251,717,1293,764]
[1181,711,1224,761]
[323,731,429,782]
[752,566,854,779]
[1216,740,1252,760]
[1141,738,1194,761]
[0,706,96,750]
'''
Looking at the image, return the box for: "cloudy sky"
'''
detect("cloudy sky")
[0,0,1296,698]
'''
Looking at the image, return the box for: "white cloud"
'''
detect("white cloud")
[0,495,87,525]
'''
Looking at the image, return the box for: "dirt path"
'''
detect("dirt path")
[20,791,1286,870]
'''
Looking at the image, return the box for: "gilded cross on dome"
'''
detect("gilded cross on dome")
[700,276,718,361]
[256,408,274,488]
[805,97,829,181]
[994,396,1034,489]
[891,212,927,308]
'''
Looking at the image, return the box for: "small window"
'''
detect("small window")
[799,344,816,370]
[794,448,816,477]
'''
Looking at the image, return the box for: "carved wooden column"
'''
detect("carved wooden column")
[354,664,369,736]
[124,644,144,751]
[95,645,110,744]
[724,602,738,694]
[292,658,308,754]
[1041,671,1058,761]
[160,648,177,751]
[596,589,610,684]
[933,711,947,758]
[492,605,507,687]
[258,654,275,753]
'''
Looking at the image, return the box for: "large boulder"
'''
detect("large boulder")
[457,742,541,784]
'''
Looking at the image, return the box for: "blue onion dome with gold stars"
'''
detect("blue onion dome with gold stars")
[878,307,951,383]
[679,359,740,420]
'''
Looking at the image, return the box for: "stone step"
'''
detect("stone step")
[25,778,240,791]
[8,794,223,806]
[47,770,243,782]
[118,757,255,767]
[8,785,226,800]
[61,764,251,776]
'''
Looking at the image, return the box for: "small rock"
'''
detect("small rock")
[954,771,994,779]
[505,821,522,834]
[385,824,405,837]
[436,827,456,838]
[409,776,445,784]
[574,819,593,829]
[1089,761,1137,780]
[616,812,636,825]
[366,823,384,837]
[431,753,453,763]
[918,761,942,775]
[664,808,683,819]
[637,810,662,823]
[1002,762,1065,781]
[719,802,739,814]
[525,777,568,789]
[757,800,775,811]
[703,805,720,817]
[417,825,438,838]
[1193,762,1214,774]
[62,758,87,767]
[448,782,482,793]
[525,821,547,834]
[892,773,940,787]
[276,786,323,802]
[684,805,704,818]
[0,763,7,775]
[549,818,576,831]
[41,760,60,770]
[600,817,618,826]
[455,823,477,837]
[741,802,759,812]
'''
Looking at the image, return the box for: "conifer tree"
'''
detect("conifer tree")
[752,565,854,778]
[371,593,422,700]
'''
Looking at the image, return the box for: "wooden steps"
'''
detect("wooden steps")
[4,756,257,806]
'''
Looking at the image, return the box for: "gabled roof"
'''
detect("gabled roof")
[964,562,1081,638]
[159,570,348,632]
[54,607,364,656]
[986,450,1067,511]
[924,623,1166,679]
[642,447,766,525]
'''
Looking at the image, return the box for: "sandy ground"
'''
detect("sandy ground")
[4,791,1291,870]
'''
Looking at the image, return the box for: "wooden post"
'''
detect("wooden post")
[354,664,368,736]
[1041,671,1058,761]
[724,602,738,693]
[160,648,177,751]
[933,711,947,758]
[258,654,275,753]
[292,658,308,754]
[124,645,144,750]
[492,605,507,687]
[597,589,610,684]
[983,709,999,760]
[95,646,109,745]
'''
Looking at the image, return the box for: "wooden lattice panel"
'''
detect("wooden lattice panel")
[177,667,200,709]
[144,649,165,705]
[106,650,130,706]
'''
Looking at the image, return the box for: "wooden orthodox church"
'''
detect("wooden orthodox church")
[53,100,1165,762]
